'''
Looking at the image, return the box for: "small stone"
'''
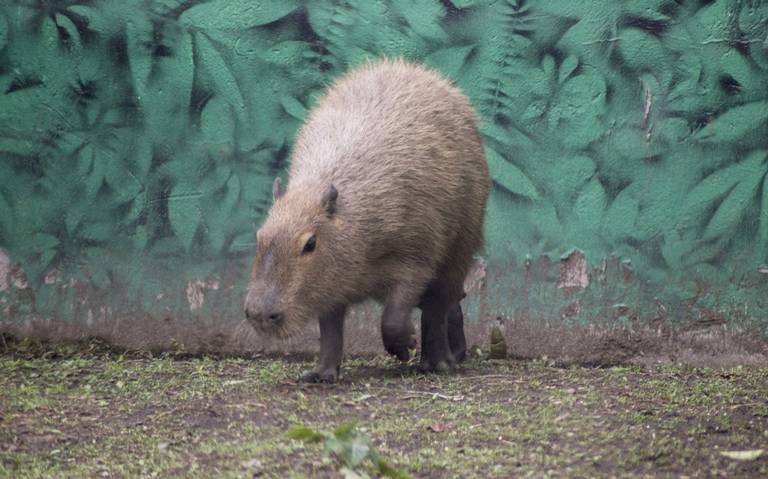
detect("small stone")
[241,459,262,469]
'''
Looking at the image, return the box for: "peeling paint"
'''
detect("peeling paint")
[44,269,61,285]
[186,279,220,311]
[187,281,206,311]
[10,265,27,290]
[464,258,487,294]
[621,261,634,285]
[0,248,8,292]
[560,300,583,318]
[642,85,653,143]
[557,250,589,289]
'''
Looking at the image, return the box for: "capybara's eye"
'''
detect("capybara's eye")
[302,235,316,255]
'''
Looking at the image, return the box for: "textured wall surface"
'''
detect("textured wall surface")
[1,0,767,344]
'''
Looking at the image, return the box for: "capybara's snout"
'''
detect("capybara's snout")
[244,287,284,331]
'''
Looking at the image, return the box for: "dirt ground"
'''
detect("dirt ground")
[1,340,767,478]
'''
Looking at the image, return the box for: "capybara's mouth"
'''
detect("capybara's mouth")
[247,319,296,339]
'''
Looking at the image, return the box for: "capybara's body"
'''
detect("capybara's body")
[245,58,490,382]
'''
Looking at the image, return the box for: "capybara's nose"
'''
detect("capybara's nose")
[245,307,283,325]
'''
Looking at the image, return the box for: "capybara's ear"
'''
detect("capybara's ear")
[272,177,284,201]
[321,184,338,216]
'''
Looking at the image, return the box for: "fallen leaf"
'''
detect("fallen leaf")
[720,450,764,461]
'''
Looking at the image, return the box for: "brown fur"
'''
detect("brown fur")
[244,58,490,381]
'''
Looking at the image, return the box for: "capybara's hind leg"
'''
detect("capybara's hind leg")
[447,302,466,363]
[381,286,418,361]
[299,305,346,383]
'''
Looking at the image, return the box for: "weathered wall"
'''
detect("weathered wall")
[1,0,767,351]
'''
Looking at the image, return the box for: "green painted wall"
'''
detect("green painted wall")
[1,0,767,333]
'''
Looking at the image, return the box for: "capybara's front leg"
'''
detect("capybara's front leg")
[299,306,346,383]
[381,288,418,361]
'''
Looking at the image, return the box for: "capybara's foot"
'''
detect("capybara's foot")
[418,358,454,373]
[418,350,456,374]
[384,336,417,361]
[382,326,417,362]
[298,368,338,384]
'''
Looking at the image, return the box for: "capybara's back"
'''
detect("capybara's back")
[245,58,490,382]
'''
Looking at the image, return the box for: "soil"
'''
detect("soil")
[0,340,767,478]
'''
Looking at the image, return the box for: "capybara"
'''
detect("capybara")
[244,58,490,383]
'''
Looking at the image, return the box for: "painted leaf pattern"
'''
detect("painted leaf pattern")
[0,0,766,318]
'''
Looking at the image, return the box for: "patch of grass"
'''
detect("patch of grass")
[1,346,767,478]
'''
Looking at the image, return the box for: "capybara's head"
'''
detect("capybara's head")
[244,177,340,337]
